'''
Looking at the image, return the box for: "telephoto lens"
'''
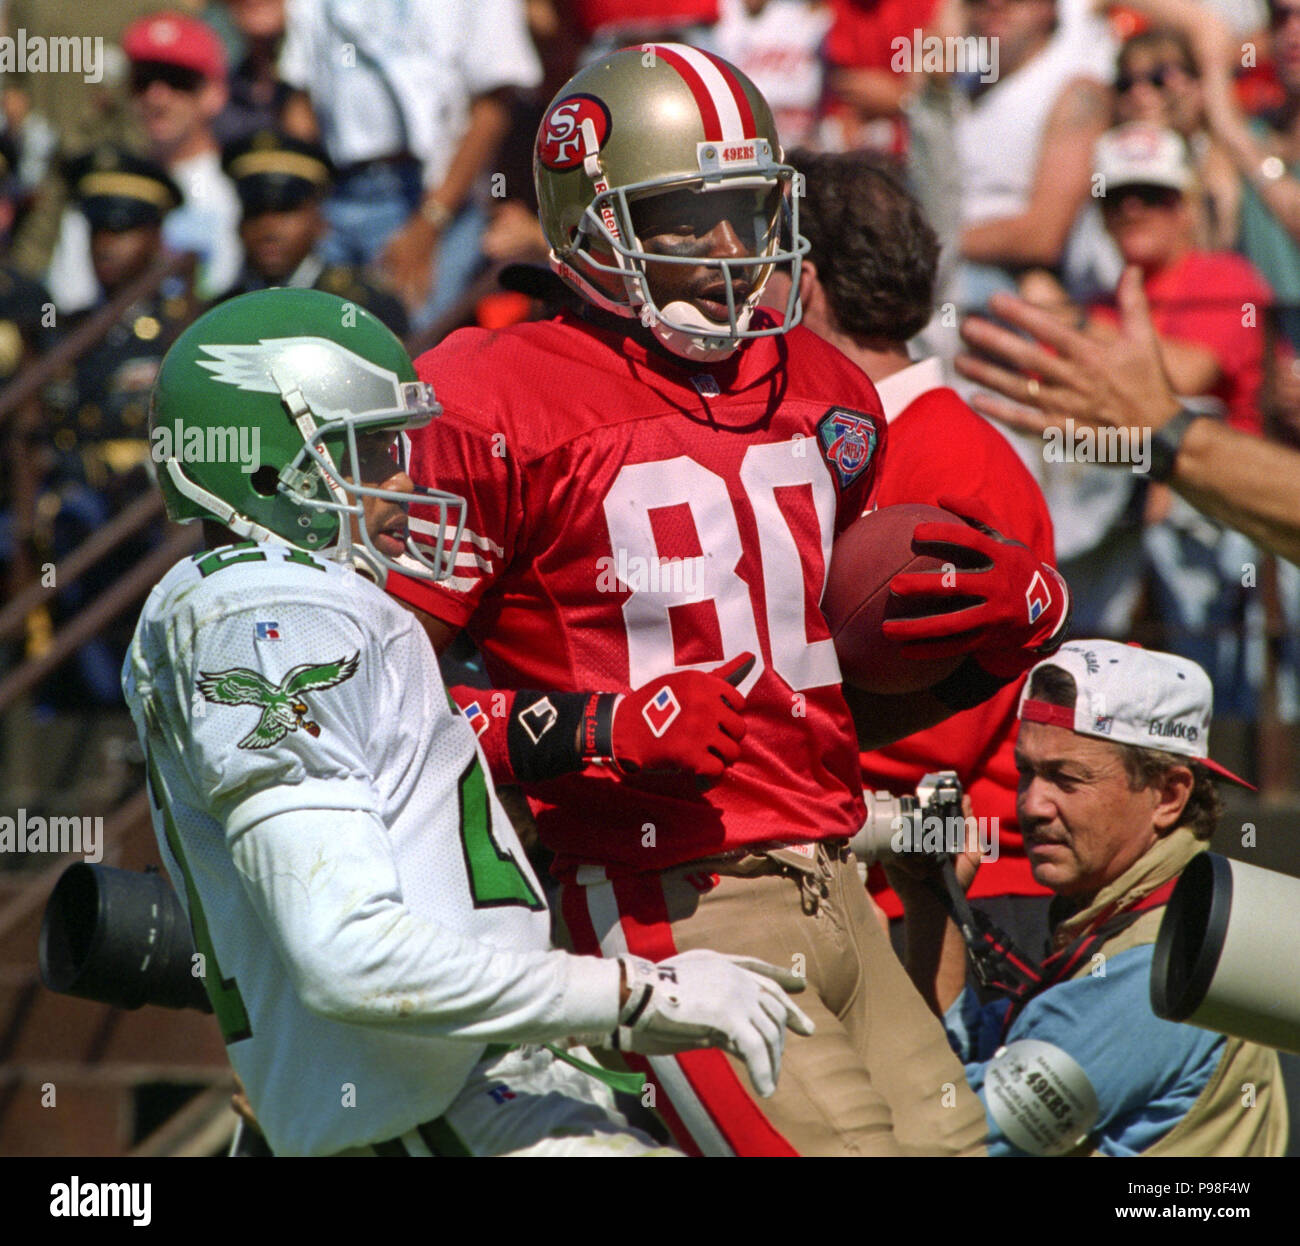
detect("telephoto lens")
[40,862,212,1013]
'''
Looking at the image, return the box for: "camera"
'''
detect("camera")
[40,861,212,1014]
[848,770,967,874]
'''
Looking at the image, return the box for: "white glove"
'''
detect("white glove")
[610,950,815,1098]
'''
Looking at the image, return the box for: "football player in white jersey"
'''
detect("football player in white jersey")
[124,288,813,1157]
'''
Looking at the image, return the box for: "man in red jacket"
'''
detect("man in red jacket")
[770,150,1064,958]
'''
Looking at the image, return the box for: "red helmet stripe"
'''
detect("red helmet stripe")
[652,43,725,142]
[700,50,757,137]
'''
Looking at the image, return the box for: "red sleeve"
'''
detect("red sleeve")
[873,388,1055,563]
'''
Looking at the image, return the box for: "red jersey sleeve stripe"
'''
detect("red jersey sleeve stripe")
[556,880,706,1157]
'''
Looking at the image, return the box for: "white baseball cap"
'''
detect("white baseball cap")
[1094,122,1193,194]
[1018,640,1254,789]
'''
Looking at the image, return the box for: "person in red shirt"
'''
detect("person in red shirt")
[388,46,1064,1155]
[820,0,940,156]
[1088,122,1273,437]
[768,149,1062,957]
[1027,121,1275,712]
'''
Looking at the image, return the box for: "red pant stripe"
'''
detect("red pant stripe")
[558,879,706,1157]
[608,874,801,1158]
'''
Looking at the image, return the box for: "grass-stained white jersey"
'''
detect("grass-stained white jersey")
[123,542,620,1156]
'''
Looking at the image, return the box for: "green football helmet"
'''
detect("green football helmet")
[150,288,464,583]
[533,43,807,363]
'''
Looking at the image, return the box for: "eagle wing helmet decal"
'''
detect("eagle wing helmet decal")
[196,338,404,417]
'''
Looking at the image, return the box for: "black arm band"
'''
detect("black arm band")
[505,690,617,784]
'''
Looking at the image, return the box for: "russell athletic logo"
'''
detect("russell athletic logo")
[461,700,490,738]
[1026,569,1051,624]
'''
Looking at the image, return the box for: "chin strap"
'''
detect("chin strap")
[550,250,752,364]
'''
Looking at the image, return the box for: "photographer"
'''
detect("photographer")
[894,641,1288,1156]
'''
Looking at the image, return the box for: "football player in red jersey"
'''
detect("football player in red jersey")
[383,45,1053,1156]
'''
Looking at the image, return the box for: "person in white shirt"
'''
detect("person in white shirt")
[278,0,543,327]
[47,11,245,309]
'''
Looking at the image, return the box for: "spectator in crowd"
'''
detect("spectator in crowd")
[278,0,542,328]
[40,147,195,707]
[819,0,938,157]
[3,0,158,172]
[713,0,832,151]
[1113,26,1240,249]
[947,0,1116,316]
[769,149,1061,958]
[562,0,720,62]
[959,269,1300,572]
[1089,125,1270,438]
[220,130,408,334]
[1016,124,1272,711]
[1094,125,1268,702]
[212,0,294,148]
[961,266,1300,728]
[894,641,1288,1156]
[120,11,244,300]
[1112,1,1300,351]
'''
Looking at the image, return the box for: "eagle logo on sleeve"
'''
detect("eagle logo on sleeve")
[196,654,360,750]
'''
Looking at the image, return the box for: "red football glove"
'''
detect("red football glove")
[882,494,1070,679]
[608,653,754,778]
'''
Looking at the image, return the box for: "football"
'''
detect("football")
[823,503,979,695]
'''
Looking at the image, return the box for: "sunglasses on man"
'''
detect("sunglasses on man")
[1101,183,1184,210]
[1115,64,1194,94]
[130,60,206,95]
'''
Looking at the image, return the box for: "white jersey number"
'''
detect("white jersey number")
[602,446,839,694]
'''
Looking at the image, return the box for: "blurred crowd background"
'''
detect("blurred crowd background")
[2,0,1300,826]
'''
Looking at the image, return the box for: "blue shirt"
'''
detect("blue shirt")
[945,944,1225,1156]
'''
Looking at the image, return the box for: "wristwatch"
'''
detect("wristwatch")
[1148,407,1200,483]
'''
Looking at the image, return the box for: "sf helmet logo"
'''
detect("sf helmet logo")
[538,94,611,171]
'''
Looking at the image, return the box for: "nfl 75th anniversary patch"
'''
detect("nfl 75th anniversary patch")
[817,407,880,490]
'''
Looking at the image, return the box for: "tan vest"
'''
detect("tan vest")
[1053,830,1288,1157]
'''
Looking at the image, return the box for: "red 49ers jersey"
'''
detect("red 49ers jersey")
[390,311,885,876]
